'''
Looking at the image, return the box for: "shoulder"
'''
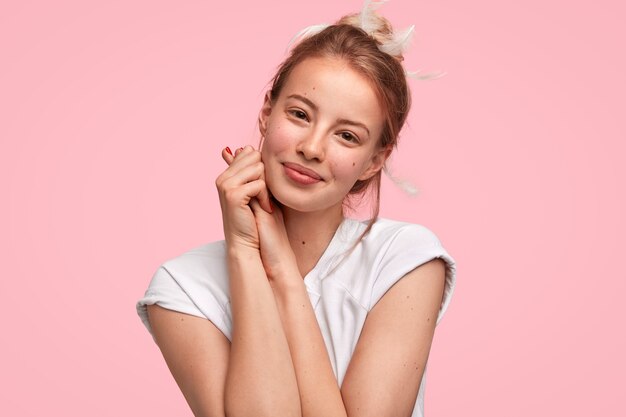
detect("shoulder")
[344,218,457,322]
[159,239,231,304]
[158,240,231,301]
[162,240,228,279]
[137,240,234,340]
[363,217,443,250]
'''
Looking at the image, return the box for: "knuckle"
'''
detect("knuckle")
[223,189,238,204]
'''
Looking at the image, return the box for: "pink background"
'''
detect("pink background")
[2,0,624,415]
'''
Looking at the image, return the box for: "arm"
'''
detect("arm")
[271,271,348,417]
[217,146,301,416]
[340,258,446,417]
[224,246,301,417]
[146,304,230,417]
[252,202,447,416]
[146,257,302,417]
[270,258,445,417]
[146,146,302,417]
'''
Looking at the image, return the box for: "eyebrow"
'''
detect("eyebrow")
[286,94,371,136]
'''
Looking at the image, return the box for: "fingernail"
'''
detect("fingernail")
[225,147,232,155]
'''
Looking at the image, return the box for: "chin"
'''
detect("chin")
[271,187,344,215]
[271,190,316,212]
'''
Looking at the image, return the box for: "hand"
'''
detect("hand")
[216,146,272,251]
[221,147,298,281]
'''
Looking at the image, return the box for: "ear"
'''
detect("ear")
[258,91,273,137]
[358,144,393,181]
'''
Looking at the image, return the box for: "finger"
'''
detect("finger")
[249,198,264,216]
[218,150,262,183]
[256,185,273,214]
[228,147,259,169]
[220,161,265,189]
[228,179,269,206]
[222,147,235,165]
[223,145,248,166]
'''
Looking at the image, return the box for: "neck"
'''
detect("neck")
[281,203,345,278]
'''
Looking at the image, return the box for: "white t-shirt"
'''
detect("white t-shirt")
[137,217,457,416]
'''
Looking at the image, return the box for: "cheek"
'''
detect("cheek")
[263,122,296,154]
[328,158,362,183]
[342,154,374,182]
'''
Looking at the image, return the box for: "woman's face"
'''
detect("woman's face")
[259,56,390,215]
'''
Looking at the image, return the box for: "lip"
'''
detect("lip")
[283,162,323,185]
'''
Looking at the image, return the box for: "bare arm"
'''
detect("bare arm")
[341,258,447,417]
[268,258,445,417]
[146,304,230,417]
[271,271,348,417]
[145,254,302,417]
[250,189,447,416]
[223,247,301,417]
[147,146,303,417]
[146,257,445,417]
[217,146,301,416]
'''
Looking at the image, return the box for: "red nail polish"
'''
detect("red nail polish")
[225,147,232,155]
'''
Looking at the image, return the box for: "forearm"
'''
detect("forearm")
[272,275,348,417]
[224,246,301,417]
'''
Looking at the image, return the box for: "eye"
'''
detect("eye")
[339,131,359,143]
[289,109,309,121]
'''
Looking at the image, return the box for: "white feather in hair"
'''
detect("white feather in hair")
[359,0,388,34]
[406,69,447,80]
[379,24,414,56]
[383,164,419,196]
[286,23,330,51]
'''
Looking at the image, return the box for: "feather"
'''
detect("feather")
[359,0,388,34]
[285,0,446,83]
[406,69,447,80]
[379,24,415,56]
[286,23,330,51]
[383,165,420,196]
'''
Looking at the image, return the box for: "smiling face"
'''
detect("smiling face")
[259,56,390,216]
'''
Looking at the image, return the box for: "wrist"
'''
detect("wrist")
[226,243,261,261]
[266,255,299,279]
[269,264,304,293]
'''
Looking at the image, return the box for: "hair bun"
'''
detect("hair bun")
[336,0,411,63]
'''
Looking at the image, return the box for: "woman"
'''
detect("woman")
[137,3,456,416]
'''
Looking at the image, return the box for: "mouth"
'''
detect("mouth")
[283,162,323,185]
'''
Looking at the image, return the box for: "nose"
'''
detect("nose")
[296,128,326,162]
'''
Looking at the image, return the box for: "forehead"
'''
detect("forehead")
[279,57,384,128]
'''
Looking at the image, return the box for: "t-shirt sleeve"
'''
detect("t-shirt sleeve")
[136,263,232,342]
[369,225,457,324]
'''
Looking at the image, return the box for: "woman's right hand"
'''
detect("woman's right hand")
[215,145,272,251]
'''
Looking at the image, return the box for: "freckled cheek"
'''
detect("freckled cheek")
[266,122,293,145]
